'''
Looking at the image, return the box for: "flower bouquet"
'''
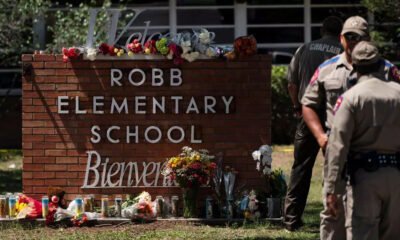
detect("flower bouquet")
[163,146,216,218]
[121,191,156,222]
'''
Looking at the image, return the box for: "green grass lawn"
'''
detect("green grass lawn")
[0,150,22,194]
[0,146,324,240]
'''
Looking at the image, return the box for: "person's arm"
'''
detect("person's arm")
[287,45,305,117]
[288,84,301,116]
[302,105,327,149]
[301,67,327,149]
[324,97,354,215]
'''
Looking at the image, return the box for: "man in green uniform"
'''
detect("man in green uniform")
[325,41,400,240]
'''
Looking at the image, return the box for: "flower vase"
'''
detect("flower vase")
[182,187,199,218]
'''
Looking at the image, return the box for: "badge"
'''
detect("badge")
[391,66,400,82]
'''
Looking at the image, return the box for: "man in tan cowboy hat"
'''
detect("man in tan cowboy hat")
[301,16,400,240]
[325,41,400,240]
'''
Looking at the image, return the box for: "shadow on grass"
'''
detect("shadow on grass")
[0,169,22,194]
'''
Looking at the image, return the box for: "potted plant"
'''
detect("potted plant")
[252,145,287,218]
[265,169,287,218]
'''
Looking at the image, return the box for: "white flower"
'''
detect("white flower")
[86,48,97,61]
[252,150,261,161]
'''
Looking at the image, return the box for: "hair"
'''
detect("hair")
[353,60,381,75]
[321,16,343,37]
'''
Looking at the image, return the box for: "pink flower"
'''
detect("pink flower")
[209,162,217,169]
[190,162,202,169]
[128,39,143,53]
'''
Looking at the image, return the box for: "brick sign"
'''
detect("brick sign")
[22,54,271,200]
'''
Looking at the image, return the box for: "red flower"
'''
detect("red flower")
[190,162,202,170]
[209,162,217,169]
[99,43,109,55]
[168,43,184,65]
[144,40,157,54]
[61,47,81,62]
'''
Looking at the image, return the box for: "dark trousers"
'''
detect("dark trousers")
[283,117,320,228]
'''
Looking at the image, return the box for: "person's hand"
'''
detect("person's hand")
[293,105,302,119]
[317,133,328,150]
[326,193,338,217]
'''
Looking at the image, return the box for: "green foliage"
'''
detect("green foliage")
[361,0,400,61]
[271,65,296,144]
[0,0,50,67]
[266,168,287,198]
[361,0,400,19]
[47,1,112,52]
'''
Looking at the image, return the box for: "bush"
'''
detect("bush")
[271,65,296,144]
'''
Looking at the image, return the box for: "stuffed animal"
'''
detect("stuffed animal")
[225,35,257,60]
[245,190,260,221]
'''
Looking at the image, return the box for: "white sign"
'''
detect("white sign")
[56,67,235,188]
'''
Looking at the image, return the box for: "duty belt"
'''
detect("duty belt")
[351,151,400,171]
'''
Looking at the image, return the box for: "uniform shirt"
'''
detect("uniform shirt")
[301,53,400,129]
[287,35,342,103]
[324,75,400,194]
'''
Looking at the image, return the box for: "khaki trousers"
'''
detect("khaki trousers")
[344,167,400,240]
[321,181,346,240]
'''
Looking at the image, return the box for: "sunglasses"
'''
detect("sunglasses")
[344,33,363,42]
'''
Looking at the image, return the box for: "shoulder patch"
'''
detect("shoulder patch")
[390,65,400,82]
[333,95,344,114]
[383,59,393,68]
[319,55,340,68]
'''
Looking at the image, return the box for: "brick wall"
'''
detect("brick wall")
[22,54,271,201]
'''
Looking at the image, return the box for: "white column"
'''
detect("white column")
[234,2,247,37]
[169,0,177,35]
[304,0,311,43]
[33,16,46,50]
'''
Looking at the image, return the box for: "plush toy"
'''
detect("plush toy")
[46,187,67,225]
[246,190,260,221]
